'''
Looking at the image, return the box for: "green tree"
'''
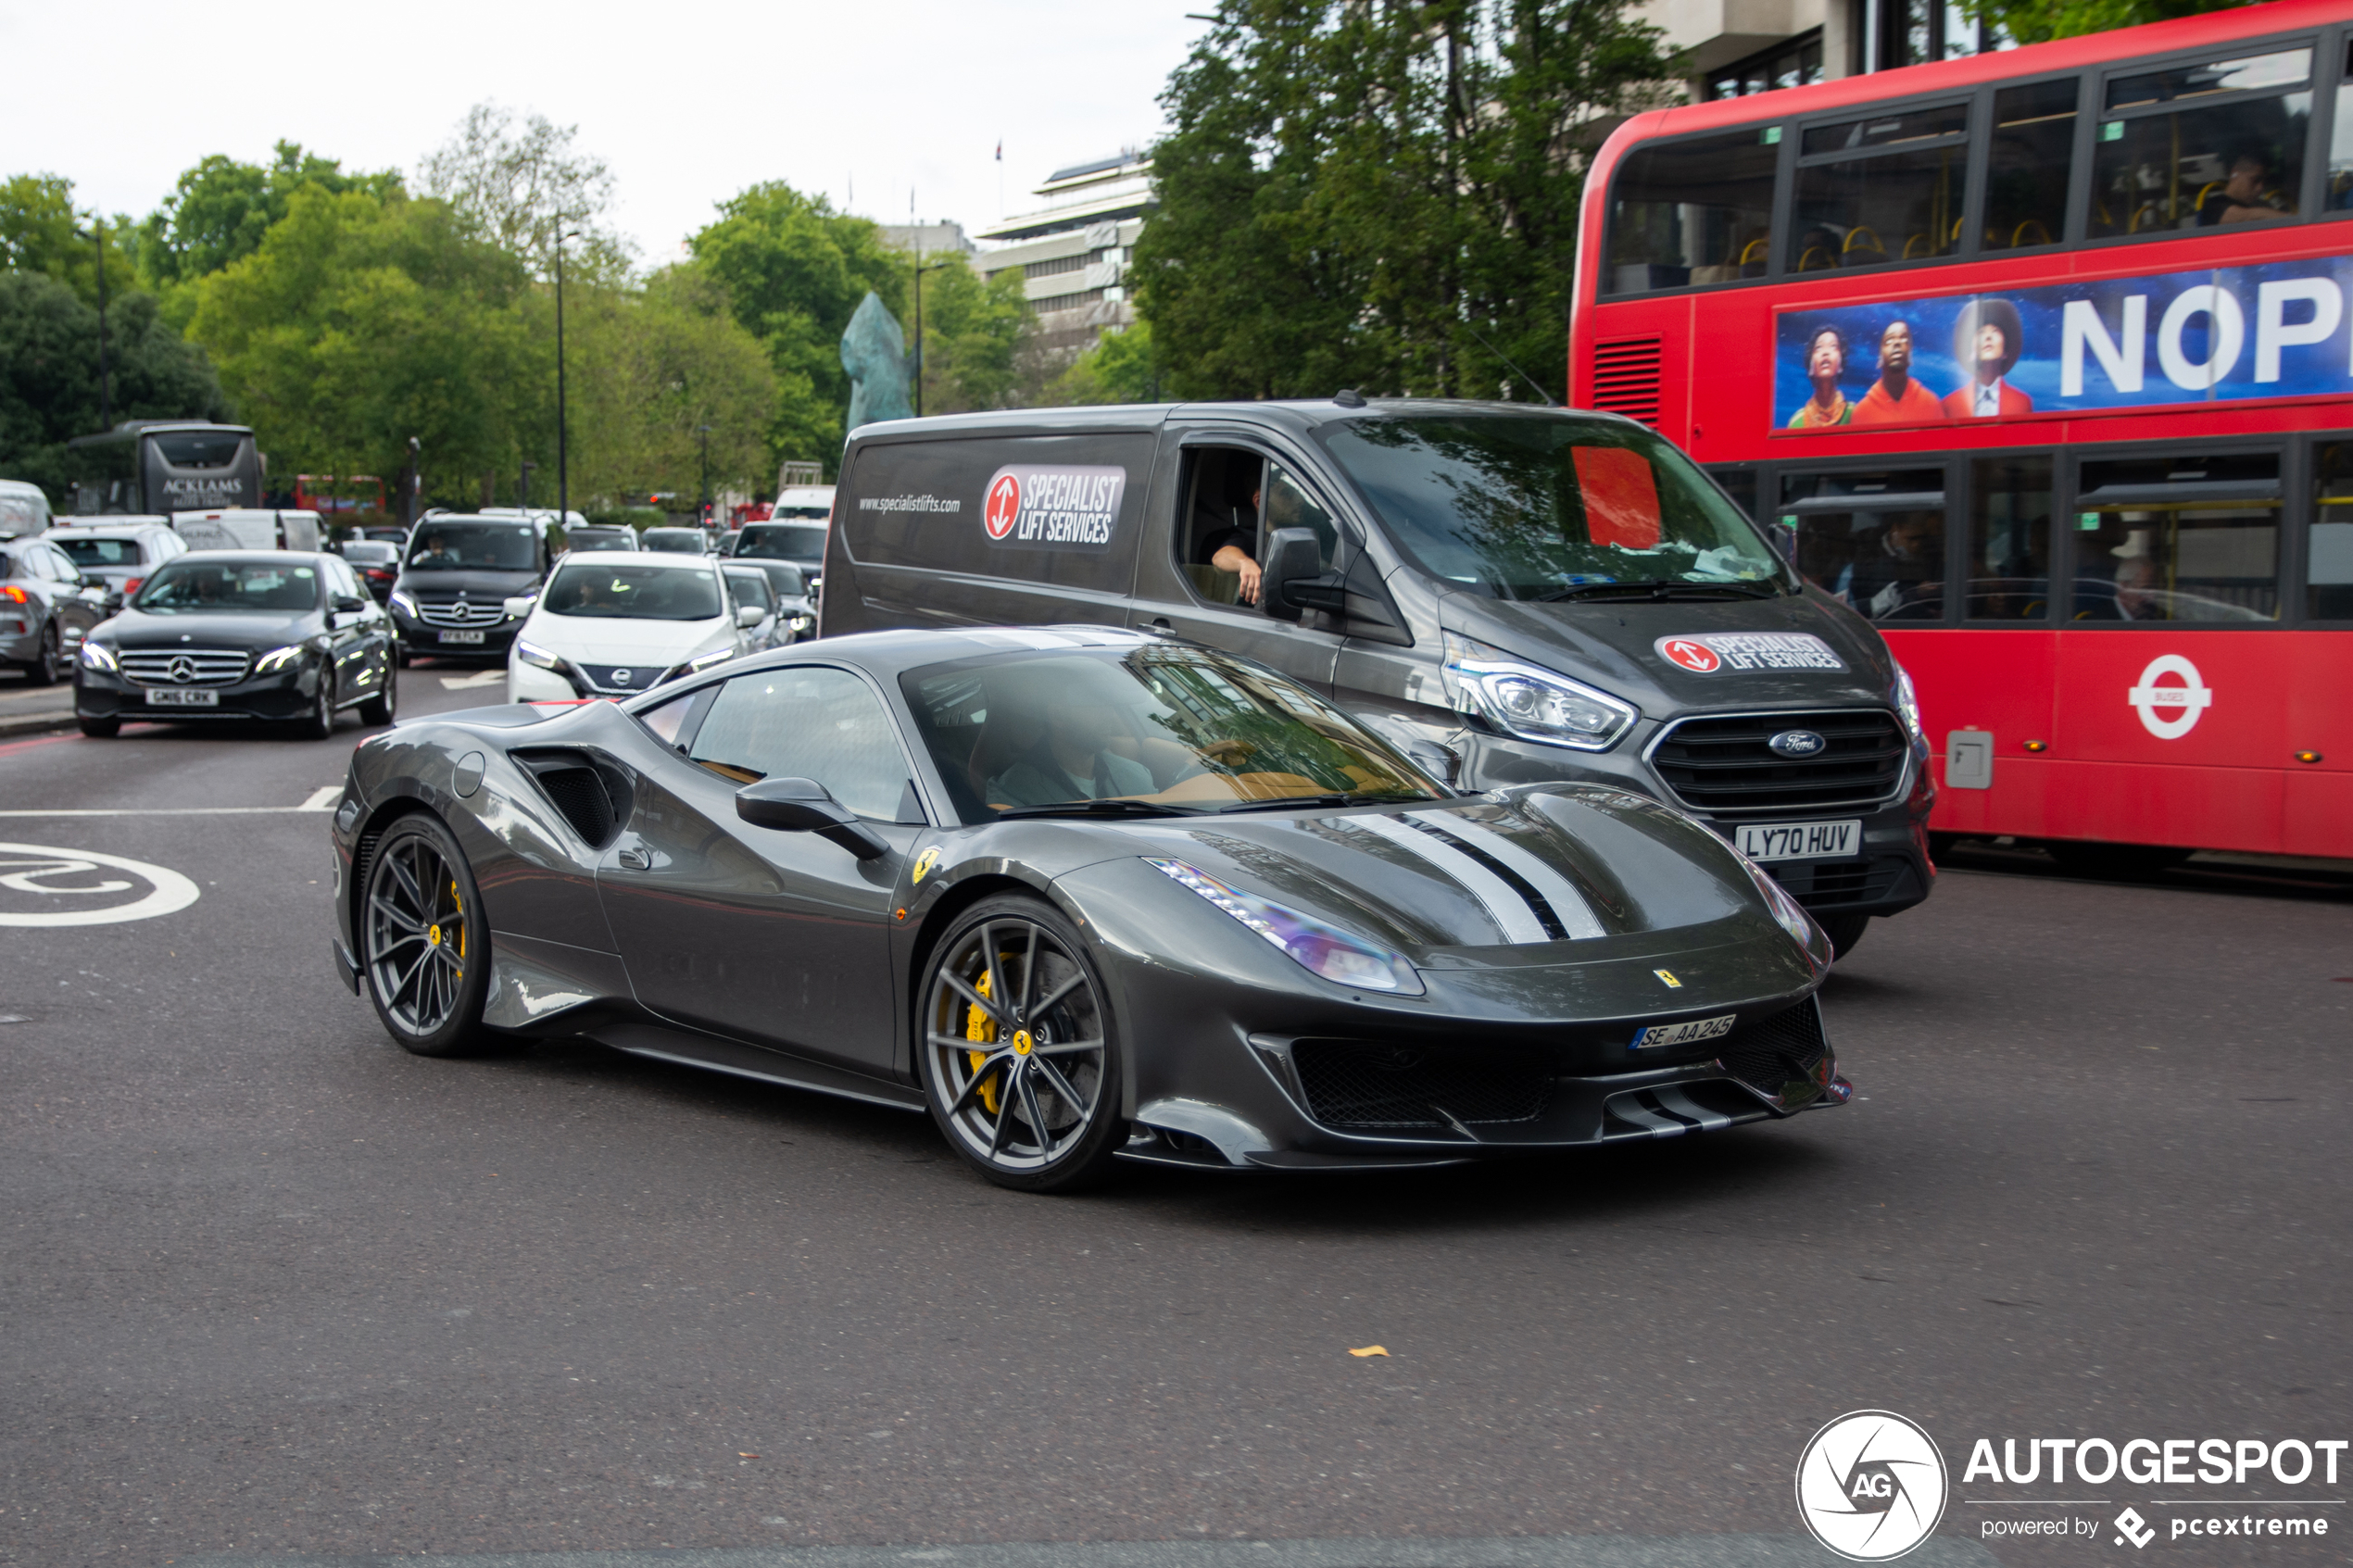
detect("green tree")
[2,174,139,310]
[1960,0,2251,44]
[689,182,908,474]
[136,142,402,292]
[420,103,630,277]
[0,271,228,501]
[1138,0,1678,402]
[909,252,1030,415]
[1047,320,1164,405]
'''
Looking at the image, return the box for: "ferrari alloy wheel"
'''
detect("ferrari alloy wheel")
[361,813,495,1057]
[920,896,1122,1192]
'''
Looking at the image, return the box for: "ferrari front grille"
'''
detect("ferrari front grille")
[1291,1042,1551,1130]
[1711,1001,1830,1098]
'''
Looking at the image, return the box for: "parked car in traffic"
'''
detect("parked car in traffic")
[726,558,816,645]
[2,534,111,684]
[335,539,401,599]
[44,521,189,604]
[638,527,711,556]
[334,624,1843,1193]
[720,562,786,653]
[505,550,759,703]
[384,512,549,666]
[0,478,54,538]
[74,550,395,737]
[730,516,828,607]
[558,526,637,555]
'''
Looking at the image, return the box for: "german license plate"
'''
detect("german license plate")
[437,630,486,645]
[145,688,219,707]
[1736,818,1861,861]
[1631,1013,1736,1049]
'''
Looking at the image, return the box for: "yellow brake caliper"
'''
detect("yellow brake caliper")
[451,880,465,975]
[965,968,1001,1114]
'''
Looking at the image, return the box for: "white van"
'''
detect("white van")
[171,508,324,552]
[0,479,52,538]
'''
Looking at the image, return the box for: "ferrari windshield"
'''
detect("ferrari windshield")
[901,645,1444,821]
[133,558,320,613]
[1314,413,1783,599]
[541,562,724,621]
[404,521,538,571]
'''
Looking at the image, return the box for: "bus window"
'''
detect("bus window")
[1604,129,1779,295]
[1967,455,2053,620]
[148,429,248,469]
[2090,46,2310,237]
[2071,454,2280,621]
[1780,468,1946,621]
[2330,40,2353,213]
[1984,79,2077,250]
[1793,103,1969,270]
[2309,443,2353,619]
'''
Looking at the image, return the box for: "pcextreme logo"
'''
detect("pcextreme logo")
[1796,1410,1950,1561]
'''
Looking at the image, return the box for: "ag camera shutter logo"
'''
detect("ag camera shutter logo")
[1796,1410,1949,1561]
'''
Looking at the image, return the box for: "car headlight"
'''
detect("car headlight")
[254,642,315,674]
[1891,663,1926,747]
[1147,857,1424,995]
[1441,632,1637,752]
[516,638,562,671]
[79,640,119,671]
[388,589,418,617]
[685,647,736,672]
[787,613,814,632]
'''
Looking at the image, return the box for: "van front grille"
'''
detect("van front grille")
[1649,709,1906,813]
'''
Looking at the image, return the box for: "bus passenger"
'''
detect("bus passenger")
[1789,327,1854,428]
[1850,320,1946,425]
[1942,300,2033,419]
[2196,147,2289,225]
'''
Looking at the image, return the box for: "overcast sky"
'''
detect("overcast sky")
[4,0,1208,262]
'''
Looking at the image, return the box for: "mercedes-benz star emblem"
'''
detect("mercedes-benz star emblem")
[167,656,197,684]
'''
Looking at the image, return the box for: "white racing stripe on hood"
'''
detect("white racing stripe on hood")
[1350,812,1549,945]
[1405,811,1605,940]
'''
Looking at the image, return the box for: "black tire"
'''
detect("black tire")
[395,645,412,669]
[2045,840,2191,880]
[1817,912,1870,960]
[1926,831,1958,863]
[22,625,60,686]
[360,812,497,1058]
[295,669,335,739]
[78,716,120,738]
[358,659,396,726]
[918,894,1124,1194]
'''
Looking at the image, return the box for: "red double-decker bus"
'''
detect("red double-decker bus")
[1571,0,2352,870]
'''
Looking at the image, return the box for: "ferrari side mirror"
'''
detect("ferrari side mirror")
[735,776,890,860]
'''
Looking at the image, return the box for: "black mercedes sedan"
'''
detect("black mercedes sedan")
[75,551,396,738]
[331,625,1847,1192]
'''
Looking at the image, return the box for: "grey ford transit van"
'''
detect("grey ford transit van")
[820,398,1933,951]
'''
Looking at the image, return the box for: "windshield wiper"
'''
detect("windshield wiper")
[994,799,1202,821]
[1215,792,1425,814]
[1533,580,1779,603]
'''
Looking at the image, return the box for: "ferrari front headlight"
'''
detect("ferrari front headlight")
[1147,858,1423,995]
[1442,632,1637,752]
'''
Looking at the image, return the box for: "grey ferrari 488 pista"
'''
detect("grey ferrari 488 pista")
[331,625,1848,1191]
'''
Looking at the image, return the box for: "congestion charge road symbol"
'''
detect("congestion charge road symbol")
[1794,1410,1948,1562]
[2127,653,2213,740]
[1661,638,1720,672]
[984,473,1022,540]
[0,843,201,928]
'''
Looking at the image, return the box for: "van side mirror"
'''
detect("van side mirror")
[734,776,891,859]
[1262,527,1348,621]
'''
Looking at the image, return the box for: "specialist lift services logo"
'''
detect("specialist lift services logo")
[1796,1410,1950,1561]
[980,465,1126,552]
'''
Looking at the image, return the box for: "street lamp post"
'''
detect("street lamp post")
[554,226,582,525]
[696,424,711,533]
[74,220,111,429]
[406,436,421,527]
[912,257,950,419]
[520,459,537,514]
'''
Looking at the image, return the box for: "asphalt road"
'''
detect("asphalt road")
[3,661,2346,1568]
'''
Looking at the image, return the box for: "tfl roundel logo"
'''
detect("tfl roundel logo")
[983,472,1023,540]
[1659,637,1721,673]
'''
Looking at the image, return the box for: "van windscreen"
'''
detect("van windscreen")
[736,524,827,563]
[1314,415,1785,601]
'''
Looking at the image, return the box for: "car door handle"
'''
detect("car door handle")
[617,847,651,871]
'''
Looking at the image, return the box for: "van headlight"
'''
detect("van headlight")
[388,589,418,618]
[1147,858,1423,994]
[1892,663,1927,747]
[1441,632,1637,752]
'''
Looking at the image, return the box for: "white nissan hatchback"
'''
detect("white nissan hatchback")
[506,551,758,703]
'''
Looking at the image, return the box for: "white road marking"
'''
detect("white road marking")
[439,670,505,690]
[0,842,200,927]
[299,785,344,810]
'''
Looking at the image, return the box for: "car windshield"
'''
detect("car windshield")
[639,529,707,554]
[542,561,723,621]
[53,536,143,567]
[1314,413,1784,599]
[724,570,773,610]
[736,523,826,563]
[404,521,538,571]
[902,645,1445,822]
[133,559,320,613]
[565,532,635,553]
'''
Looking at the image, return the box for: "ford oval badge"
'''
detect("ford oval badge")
[1768,729,1826,758]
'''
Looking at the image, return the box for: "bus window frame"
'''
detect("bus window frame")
[1592,21,2351,305]
[1785,96,1976,276]
[1704,432,2353,629]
